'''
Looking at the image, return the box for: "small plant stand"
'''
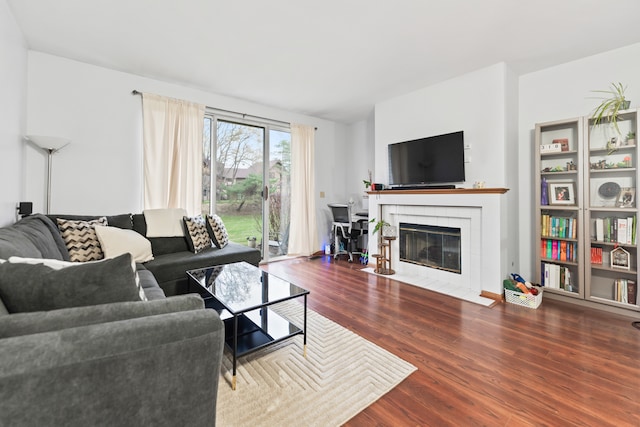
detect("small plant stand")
[373,236,396,275]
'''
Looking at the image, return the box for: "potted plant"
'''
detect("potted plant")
[626,131,636,146]
[369,218,389,236]
[591,82,630,135]
[363,170,373,190]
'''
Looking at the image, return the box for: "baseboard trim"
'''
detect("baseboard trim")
[481,290,504,304]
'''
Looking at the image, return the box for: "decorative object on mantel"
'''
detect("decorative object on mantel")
[24,135,71,214]
[362,169,372,190]
[590,82,630,135]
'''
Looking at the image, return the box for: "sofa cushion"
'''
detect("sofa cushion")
[0,294,201,338]
[143,208,187,237]
[136,264,166,300]
[0,253,142,313]
[8,255,148,303]
[0,296,8,316]
[57,217,108,262]
[143,243,262,286]
[48,214,134,230]
[132,214,190,256]
[94,225,154,263]
[206,214,229,249]
[0,214,69,261]
[183,215,212,253]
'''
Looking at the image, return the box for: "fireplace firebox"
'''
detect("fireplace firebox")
[399,223,461,274]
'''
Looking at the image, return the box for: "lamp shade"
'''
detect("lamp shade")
[25,135,71,151]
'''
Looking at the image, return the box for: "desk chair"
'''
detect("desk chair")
[328,203,365,262]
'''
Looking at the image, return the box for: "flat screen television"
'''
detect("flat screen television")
[388,131,465,188]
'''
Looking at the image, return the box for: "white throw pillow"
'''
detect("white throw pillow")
[94,226,154,263]
[7,256,75,270]
[8,255,148,302]
[143,208,187,237]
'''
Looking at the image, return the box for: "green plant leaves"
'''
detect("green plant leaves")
[590,82,628,135]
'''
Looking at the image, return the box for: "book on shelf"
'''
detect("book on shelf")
[590,246,603,264]
[614,279,637,305]
[541,239,577,262]
[542,262,573,291]
[595,218,604,242]
[541,214,577,239]
[593,215,636,245]
[617,219,628,244]
[628,280,638,305]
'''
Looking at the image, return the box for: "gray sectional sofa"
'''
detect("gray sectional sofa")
[0,213,261,427]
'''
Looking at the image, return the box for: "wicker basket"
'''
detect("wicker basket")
[504,288,543,309]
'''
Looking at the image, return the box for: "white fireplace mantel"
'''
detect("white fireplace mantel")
[367,188,509,300]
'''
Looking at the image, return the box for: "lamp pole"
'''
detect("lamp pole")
[25,136,70,215]
[45,148,55,215]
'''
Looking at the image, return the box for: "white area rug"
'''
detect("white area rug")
[361,267,495,307]
[216,301,416,426]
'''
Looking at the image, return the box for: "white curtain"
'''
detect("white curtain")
[288,124,319,256]
[141,93,205,216]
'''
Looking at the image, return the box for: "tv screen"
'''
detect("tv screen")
[388,131,465,187]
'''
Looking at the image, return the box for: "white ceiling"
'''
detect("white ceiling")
[8,0,640,123]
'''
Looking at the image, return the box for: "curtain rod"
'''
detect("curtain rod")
[131,90,317,130]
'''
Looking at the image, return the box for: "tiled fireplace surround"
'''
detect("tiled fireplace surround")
[368,189,507,305]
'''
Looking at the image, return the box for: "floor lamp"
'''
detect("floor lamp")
[25,135,71,214]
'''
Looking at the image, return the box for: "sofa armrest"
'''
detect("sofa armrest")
[0,294,204,338]
[0,308,224,427]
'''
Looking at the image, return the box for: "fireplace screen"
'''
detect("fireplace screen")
[399,223,461,274]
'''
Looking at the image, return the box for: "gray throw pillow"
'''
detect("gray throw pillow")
[0,253,141,313]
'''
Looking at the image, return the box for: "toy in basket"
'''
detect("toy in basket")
[503,274,543,309]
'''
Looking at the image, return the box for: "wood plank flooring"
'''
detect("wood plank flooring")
[262,256,640,427]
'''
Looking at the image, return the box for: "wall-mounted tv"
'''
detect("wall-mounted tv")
[388,131,465,188]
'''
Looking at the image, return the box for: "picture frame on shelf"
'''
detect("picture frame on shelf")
[611,246,631,270]
[548,182,576,205]
[553,138,570,151]
[616,187,635,208]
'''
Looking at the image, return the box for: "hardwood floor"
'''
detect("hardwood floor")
[262,256,640,427]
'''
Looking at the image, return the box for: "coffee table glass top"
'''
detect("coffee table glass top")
[186,261,308,314]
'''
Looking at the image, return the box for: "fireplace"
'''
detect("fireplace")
[399,223,461,274]
[368,189,508,302]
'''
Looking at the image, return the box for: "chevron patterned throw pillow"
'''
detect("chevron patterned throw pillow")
[183,215,212,253]
[56,217,108,262]
[206,214,229,249]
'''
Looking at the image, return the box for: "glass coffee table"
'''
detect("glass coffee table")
[186,261,309,390]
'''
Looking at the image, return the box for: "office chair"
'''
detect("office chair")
[328,203,364,262]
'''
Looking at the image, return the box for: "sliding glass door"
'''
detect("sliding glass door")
[203,116,291,262]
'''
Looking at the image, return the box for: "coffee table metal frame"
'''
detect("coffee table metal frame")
[186,262,308,390]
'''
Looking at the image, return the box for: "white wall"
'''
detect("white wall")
[0,0,27,226]
[374,63,509,188]
[518,42,640,279]
[347,112,375,202]
[504,65,520,276]
[26,52,347,250]
[372,63,518,284]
